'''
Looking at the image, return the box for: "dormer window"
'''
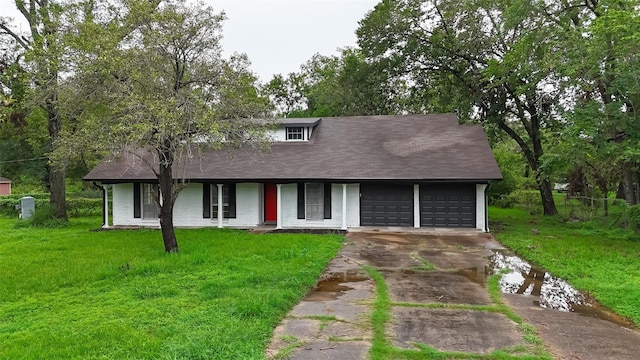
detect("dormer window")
[286,127,304,140]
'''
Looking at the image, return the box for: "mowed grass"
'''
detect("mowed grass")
[490,207,640,326]
[0,217,343,359]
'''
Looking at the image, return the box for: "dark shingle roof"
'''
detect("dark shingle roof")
[0,177,11,183]
[84,114,502,182]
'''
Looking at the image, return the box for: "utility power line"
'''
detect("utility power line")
[0,156,47,164]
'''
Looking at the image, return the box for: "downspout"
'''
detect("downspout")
[485,183,490,232]
[93,181,106,228]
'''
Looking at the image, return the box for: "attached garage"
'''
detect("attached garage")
[361,184,413,226]
[420,184,476,228]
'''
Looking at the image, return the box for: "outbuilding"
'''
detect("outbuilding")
[0,177,11,196]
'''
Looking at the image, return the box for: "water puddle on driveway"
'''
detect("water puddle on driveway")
[489,251,635,327]
[304,271,369,302]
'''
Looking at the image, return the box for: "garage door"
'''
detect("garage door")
[420,184,475,228]
[361,184,413,226]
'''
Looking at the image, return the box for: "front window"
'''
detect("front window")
[142,183,159,219]
[212,185,230,218]
[286,127,304,140]
[305,183,324,220]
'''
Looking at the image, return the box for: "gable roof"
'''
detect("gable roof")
[84,114,502,183]
[0,177,11,183]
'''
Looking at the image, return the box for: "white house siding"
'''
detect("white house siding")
[172,183,260,227]
[269,127,314,142]
[112,183,159,226]
[111,182,261,227]
[219,183,261,227]
[111,182,486,229]
[280,183,360,228]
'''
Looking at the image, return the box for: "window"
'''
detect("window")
[297,183,331,220]
[141,183,159,219]
[210,184,236,218]
[286,127,304,140]
[305,183,324,220]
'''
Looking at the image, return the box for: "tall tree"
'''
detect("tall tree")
[357,0,560,214]
[0,0,72,218]
[545,0,640,204]
[62,0,270,252]
[266,48,404,117]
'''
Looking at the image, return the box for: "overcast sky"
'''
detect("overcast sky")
[0,0,379,82]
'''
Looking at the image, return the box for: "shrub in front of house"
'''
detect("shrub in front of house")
[0,196,102,218]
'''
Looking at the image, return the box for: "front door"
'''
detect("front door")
[264,183,277,223]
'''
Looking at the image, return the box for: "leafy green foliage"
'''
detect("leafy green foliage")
[626,205,640,231]
[265,48,400,117]
[53,0,273,252]
[356,0,565,214]
[0,217,342,359]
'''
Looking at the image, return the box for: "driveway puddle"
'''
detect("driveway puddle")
[489,251,634,327]
[304,271,368,302]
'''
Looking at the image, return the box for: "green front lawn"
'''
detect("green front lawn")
[490,207,640,326]
[0,218,342,359]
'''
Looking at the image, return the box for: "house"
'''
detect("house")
[83,114,502,231]
[0,177,11,196]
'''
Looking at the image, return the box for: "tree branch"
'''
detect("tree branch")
[0,23,30,49]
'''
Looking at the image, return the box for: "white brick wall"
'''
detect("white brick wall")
[112,183,160,227]
[111,183,261,228]
[111,181,487,230]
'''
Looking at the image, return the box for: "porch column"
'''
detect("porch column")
[413,184,420,228]
[217,183,224,228]
[276,184,282,229]
[476,184,488,232]
[102,184,110,229]
[341,184,348,230]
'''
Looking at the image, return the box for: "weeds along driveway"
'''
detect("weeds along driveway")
[267,230,548,360]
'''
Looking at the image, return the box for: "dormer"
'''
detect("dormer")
[271,117,321,142]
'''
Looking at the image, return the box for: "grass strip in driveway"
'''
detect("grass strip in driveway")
[0,217,343,359]
[365,266,550,360]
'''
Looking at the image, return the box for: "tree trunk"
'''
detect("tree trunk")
[158,155,179,253]
[537,178,558,215]
[46,95,67,220]
[621,162,636,205]
[496,116,557,215]
[159,201,178,253]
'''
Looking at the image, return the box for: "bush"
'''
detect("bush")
[507,189,542,213]
[14,204,68,229]
[0,197,102,218]
[67,198,102,217]
[69,189,103,199]
[1,193,50,201]
[627,204,640,231]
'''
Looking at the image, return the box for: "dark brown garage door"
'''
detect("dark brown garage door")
[420,184,475,228]
[361,184,413,226]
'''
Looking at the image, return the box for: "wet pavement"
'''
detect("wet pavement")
[266,230,640,359]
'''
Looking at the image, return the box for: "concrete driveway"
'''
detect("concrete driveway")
[266,230,640,360]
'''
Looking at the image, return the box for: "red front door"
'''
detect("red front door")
[264,183,277,223]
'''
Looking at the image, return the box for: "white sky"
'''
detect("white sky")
[0,0,379,82]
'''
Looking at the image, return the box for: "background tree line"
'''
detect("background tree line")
[2,0,640,223]
[264,0,640,215]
